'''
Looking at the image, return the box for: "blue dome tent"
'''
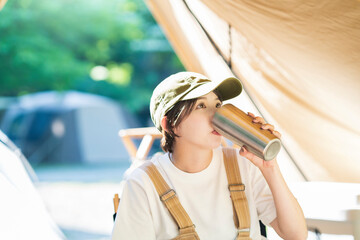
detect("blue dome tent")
[1,91,139,165]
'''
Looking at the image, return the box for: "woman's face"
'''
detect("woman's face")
[173,91,222,150]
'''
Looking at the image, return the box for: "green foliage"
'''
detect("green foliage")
[0,0,184,122]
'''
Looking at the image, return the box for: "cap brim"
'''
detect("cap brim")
[182,77,243,101]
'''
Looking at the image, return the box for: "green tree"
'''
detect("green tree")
[0,0,184,123]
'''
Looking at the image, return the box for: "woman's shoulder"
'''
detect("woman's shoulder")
[124,152,167,183]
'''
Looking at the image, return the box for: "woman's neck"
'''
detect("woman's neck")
[170,144,213,173]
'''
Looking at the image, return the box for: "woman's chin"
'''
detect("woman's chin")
[210,138,222,149]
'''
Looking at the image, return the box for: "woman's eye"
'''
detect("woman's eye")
[216,102,222,108]
[196,103,206,109]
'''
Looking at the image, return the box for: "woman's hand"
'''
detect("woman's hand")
[239,112,281,170]
[239,113,308,239]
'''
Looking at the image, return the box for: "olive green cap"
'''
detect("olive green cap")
[150,72,243,132]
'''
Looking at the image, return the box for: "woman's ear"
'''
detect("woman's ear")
[161,116,169,132]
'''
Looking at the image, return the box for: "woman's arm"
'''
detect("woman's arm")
[239,113,307,239]
[260,158,307,239]
[112,176,156,240]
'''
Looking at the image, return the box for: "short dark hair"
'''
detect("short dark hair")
[161,89,223,153]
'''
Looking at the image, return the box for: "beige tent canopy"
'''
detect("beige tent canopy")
[145,0,360,183]
[0,0,6,10]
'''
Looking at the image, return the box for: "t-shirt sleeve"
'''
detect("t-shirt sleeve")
[111,170,156,240]
[248,162,277,226]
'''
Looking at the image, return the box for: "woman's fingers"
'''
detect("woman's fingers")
[247,112,265,124]
[261,123,282,138]
[240,146,264,167]
[261,123,274,131]
[248,112,266,125]
[272,130,282,139]
[240,146,255,162]
[247,113,281,139]
[247,112,256,118]
[253,116,266,124]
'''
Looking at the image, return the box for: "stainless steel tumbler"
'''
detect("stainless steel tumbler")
[212,104,281,161]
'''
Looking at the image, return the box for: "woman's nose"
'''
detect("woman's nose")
[209,107,218,119]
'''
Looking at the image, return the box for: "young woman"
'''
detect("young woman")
[112,72,307,240]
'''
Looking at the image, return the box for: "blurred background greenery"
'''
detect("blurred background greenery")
[0,0,184,125]
[0,3,184,237]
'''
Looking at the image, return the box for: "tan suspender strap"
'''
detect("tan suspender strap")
[172,225,200,240]
[140,161,196,232]
[223,148,252,240]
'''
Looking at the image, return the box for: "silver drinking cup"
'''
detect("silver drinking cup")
[212,104,281,161]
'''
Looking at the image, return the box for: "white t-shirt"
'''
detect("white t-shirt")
[112,147,276,240]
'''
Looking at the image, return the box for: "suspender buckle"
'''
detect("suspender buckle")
[237,228,250,233]
[160,189,176,202]
[228,183,245,192]
[180,224,196,230]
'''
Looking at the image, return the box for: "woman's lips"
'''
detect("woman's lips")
[212,130,221,136]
